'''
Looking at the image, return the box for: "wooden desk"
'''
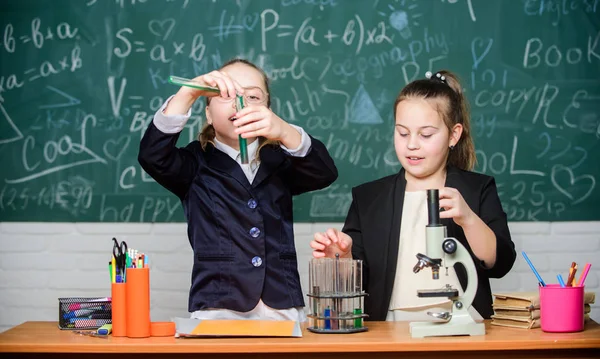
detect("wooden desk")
[1,321,599,358]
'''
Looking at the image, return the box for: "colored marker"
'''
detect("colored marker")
[578,263,592,287]
[97,323,112,335]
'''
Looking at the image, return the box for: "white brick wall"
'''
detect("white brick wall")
[0,222,598,333]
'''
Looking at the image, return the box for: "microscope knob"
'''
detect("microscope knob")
[442,239,457,254]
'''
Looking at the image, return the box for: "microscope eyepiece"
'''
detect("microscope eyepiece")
[427,189,441,226]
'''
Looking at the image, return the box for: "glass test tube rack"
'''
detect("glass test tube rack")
[307,255,368,333]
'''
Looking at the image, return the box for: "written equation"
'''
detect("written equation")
[0,0,598,222]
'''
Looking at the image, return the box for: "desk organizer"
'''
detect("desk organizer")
[307,256,368,333]
[58,297,112,329]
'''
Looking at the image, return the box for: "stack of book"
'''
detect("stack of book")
[490,291,595,329]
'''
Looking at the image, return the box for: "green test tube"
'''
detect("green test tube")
[236,95,249,164]
[354,308,362,328]
[168,76,220,93]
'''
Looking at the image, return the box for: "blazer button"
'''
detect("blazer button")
[249,227,261,238]
[247,199,257,209]
[252,256,262,267]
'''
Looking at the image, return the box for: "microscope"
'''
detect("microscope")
[409,189,485,338]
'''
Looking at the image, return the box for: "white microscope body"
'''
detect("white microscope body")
[409,189,486,338]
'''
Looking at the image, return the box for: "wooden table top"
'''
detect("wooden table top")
[0,321,599,354]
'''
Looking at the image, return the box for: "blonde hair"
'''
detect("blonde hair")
[393,70,476,171]
[199,58,278,155]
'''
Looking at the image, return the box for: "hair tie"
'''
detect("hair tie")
[425,71,447,84]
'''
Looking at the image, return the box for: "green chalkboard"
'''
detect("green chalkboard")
[1,0,599,222]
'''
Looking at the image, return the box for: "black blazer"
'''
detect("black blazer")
[139,122,338,312]
[343,166,516,320]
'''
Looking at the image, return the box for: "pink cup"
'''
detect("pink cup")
[539,284,584,333]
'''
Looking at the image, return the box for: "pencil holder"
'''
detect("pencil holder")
[111,283,127,337]
[540,284,584,333]
[125,267,151,338]
[58,297,112,330]
[306,256,368,334]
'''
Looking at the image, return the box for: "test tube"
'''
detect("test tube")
[235,95,249,164]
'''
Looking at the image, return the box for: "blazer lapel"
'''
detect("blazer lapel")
[205,144,252,192]
[252,146,285,188]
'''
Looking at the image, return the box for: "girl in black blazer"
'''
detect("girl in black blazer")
[139,58,337,322]
[310,70,516,321]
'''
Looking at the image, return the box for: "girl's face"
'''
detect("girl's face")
[394,98,462,183]
[205,62,268,148]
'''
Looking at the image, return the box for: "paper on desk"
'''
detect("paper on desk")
[173,317,302,338]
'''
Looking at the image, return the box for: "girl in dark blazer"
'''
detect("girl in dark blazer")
[139,59,337,321]
[310,70,516,321]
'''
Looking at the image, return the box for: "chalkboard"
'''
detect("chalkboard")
[1,0,599,222]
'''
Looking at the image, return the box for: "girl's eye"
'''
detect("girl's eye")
[421,134,433,138]
[399,133,408,137]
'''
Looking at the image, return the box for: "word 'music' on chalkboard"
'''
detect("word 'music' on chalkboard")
[0,0,598,222]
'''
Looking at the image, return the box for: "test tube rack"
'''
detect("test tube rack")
[307,255,368,334]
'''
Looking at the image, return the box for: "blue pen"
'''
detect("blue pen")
[557,274,566,288]
[521,251,545,286]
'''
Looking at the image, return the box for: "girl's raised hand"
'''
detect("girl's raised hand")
[165,71,244,116]
[438,187,476,227]
[310,228,353,259]
[232,106,301,148]
[182,70,244,99]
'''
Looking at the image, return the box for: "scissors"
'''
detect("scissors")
[112,238,128,278]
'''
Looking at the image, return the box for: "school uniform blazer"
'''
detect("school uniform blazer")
[343,166,516,321]
[138,122,338,313]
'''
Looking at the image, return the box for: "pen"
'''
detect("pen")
[557,274,566,288]
[521,251,545,286]
[578,263,592,287]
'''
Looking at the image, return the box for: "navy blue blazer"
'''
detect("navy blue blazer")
[344,166,516,320]
[138,122,338,312]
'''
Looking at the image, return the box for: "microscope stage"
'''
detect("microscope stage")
[417,288,459,298]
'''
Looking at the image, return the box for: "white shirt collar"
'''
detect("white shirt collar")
[213,137,260,164]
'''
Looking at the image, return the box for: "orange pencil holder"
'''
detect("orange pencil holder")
[125,267,151,338]
[111,283,127,337]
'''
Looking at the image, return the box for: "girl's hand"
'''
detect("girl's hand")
[310,228,353,259]
[164,71,244,115]
[232,106,301,148]
[438,187,476,227]
[183,70,243,99]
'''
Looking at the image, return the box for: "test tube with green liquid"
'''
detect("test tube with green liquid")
[168,76,221,94]
[235,95,249,164]
[169,75,248,164]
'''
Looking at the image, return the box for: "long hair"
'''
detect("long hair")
[393,70,476,171]
[199,58,277,155]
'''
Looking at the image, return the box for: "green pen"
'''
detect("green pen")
[108,261,113,283]
[235,95,249,164]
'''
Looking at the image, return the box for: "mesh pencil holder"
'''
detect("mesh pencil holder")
[58,297,112,330]
[307,256,369,334]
